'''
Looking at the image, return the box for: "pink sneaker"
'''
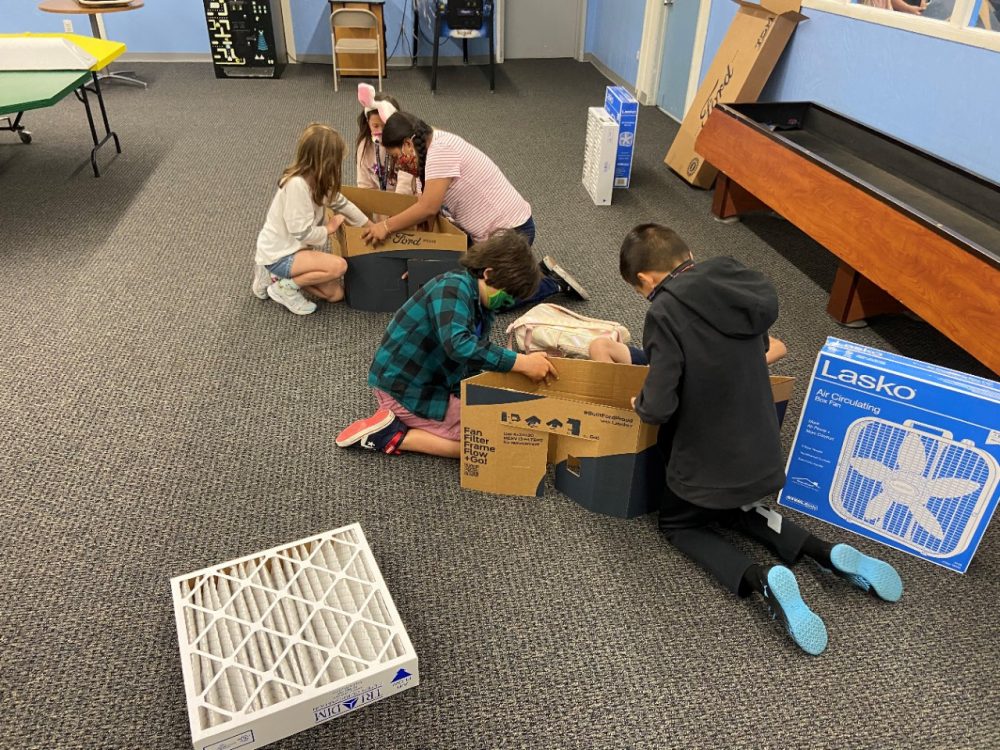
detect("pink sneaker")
[336,409,407,454]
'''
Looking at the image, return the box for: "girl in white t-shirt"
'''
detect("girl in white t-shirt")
[355,84,417,195]
[360,104,588,304]
[253,123,370,315]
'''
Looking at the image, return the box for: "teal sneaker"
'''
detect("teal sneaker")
[830,544,903,603]
[763,566,828,656]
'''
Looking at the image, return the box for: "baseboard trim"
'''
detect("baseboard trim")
[583,54,637,97]
[120,52,212,63]
[116,52,497,67]
[298,53,494,67]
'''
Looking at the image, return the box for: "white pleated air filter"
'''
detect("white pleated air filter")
[171,524,418,750]
[582,106,619,206]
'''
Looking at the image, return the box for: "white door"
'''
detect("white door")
[655,0,709,121]
[503,0,584,59]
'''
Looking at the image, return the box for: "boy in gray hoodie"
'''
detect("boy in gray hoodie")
[622,223,902,656]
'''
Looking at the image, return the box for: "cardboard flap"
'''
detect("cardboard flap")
[732,0,804,16]
[341,186,419,218]
[770,375,795,403]
[340,226,467,257]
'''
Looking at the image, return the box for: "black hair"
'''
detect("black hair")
[355,92,402,152]
[460,230,541,301]
[380,111,432,188]
[619,223,692,286]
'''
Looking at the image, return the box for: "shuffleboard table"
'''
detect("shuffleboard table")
[695,102,999,375]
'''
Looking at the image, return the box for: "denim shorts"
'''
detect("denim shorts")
[265,253,296,279]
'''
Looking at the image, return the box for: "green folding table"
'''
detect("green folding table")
[1,32,124,177]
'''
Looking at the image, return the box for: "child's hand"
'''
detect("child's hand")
[362,220,389,246]
[630,396,637,410]
[514,352,559,384]
[326,214,346,235]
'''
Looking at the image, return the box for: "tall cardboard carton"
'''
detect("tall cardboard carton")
[604,86,638,188]
[461,358,795,518]
[333,187,467,313]
[664,0,806,188]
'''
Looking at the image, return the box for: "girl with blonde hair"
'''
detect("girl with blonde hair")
[253,123,371,315]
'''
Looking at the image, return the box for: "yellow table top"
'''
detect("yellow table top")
[0,32,125,70]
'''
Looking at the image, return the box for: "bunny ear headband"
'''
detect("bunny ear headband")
[376,99,397,123]
[357,83,378,113]
[357,83,399,122]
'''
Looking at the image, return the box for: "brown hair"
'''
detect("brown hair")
[355,93,402,152]
[460,230,541,300]
[619,223,692,285]
[280,123,345,206]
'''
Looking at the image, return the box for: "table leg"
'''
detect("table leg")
[2,113,32,144]
[75,72,122,177]
[411,0,419,66]
[88,11,147,88]
[431,11,441,92]
[827,261,906,326]
[712,174,770,221]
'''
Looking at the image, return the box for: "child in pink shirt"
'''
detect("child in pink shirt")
[361,103,589,305]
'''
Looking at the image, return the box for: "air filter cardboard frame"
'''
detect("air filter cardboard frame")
[461,357,795,518]
[333,187,467,312]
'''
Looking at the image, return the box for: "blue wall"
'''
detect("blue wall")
[700,3,1000,183]
[0,0,483,59]
[289,0,485,61]
[0,0,209,53]
[584,0,646,83]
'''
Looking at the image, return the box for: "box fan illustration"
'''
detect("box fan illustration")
[831,418,998,558]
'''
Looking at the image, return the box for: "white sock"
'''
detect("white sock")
[277,277,301,291]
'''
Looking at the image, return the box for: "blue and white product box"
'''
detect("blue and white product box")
[779,337,1000,573]
[603,86,638,188]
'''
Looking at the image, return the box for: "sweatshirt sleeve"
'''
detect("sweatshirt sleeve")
[329,192,369,227]
[282,177,328,247]
[432,281,517,373]
[634,312,683,425]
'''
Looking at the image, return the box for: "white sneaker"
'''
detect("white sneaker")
[267,279,317,315]
[252,264,273,299]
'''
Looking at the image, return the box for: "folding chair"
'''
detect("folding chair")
[330,8,382,92]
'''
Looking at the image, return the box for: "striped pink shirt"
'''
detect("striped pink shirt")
[423,130,531,243]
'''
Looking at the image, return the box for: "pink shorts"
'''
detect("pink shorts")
[374,390,462,442]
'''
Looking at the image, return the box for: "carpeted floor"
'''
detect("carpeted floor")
[1,60,997,750]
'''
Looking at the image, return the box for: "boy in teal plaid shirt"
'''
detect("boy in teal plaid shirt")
[337,231,558,458]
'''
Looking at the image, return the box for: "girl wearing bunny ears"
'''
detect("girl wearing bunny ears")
[355,83,417,195]
[360,101,589,303]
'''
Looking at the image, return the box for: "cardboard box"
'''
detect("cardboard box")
[664,0,806,188]
[603,86,638,188]
[171,524,418,750]
[334,187,467,312]
[582,106,619,206]
[779,338,1000,573]
[461,357,795,519]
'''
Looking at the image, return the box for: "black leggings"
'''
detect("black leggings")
[658,481,819,597]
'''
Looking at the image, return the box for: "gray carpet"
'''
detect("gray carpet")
[1,60,998,750]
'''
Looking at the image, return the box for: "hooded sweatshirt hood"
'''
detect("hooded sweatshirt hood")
[659,256,778,339]
[634,255,785,510]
